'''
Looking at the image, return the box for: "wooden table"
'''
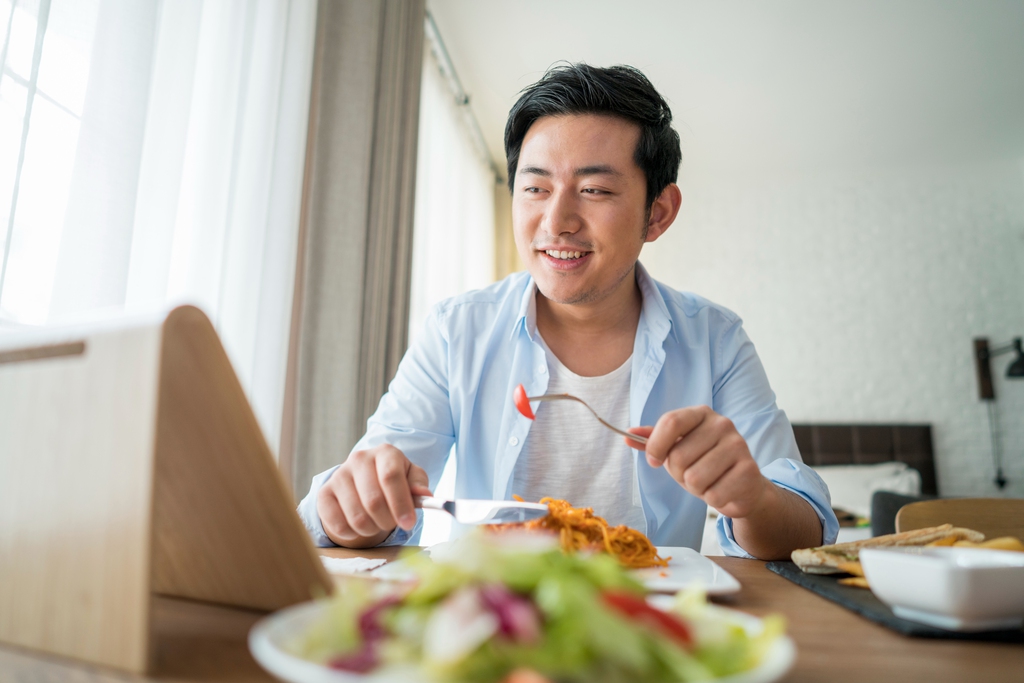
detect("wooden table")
[3,550,1022,682]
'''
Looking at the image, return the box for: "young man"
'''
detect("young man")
[299,64,838,560]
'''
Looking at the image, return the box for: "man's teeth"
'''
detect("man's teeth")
[545,250,584,260]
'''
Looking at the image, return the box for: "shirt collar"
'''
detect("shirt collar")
[510,261,675,343]
[511,278,538,341]
[634,261,676,344]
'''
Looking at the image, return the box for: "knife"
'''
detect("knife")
[414,496,549,524]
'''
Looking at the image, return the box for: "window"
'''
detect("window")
[0,0,97,324]
[0,0,316,454]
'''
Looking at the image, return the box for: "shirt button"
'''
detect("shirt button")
[539,366,547,374]
[508,436,519,446]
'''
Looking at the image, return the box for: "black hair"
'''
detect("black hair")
[504,63,681,209]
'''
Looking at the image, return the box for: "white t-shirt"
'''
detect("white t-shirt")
[511,334,647,532]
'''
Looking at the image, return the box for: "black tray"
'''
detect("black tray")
[766,561,1024,643]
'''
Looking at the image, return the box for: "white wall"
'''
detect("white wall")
[643,159,1024,498]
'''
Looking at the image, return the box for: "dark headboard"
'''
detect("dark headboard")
[791,424,937,496]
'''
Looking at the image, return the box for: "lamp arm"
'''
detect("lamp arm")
[978,337,1022,360]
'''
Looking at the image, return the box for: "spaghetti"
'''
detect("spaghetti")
[500,497,669,569]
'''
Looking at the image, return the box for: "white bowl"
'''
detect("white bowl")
[860,546,1024,631]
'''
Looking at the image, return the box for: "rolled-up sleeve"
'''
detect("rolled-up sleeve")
[708,312,839,558]
[296,465,340,547]
[716,458,839,558]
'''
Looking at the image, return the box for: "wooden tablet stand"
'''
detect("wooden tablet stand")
[0,305,332,674]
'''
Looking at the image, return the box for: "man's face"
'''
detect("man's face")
[512,114,652,306]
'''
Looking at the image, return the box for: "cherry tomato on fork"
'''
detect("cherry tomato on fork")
[514,384,535,420]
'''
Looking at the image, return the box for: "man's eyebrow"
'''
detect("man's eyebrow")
[518,165,550,177]
[518,165,623,178]
[574,165,622,177]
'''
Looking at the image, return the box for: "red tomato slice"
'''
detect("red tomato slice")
[500,669,552,683]
[602,590,693,649]
[513,384,535,420]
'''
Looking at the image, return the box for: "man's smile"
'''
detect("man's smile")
[537,247,593,270]
[544,249,586,260]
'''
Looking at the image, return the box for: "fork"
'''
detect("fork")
[513,384,648,445]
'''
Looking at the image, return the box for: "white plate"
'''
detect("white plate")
[860,546,1024,632]
[249,599,794,683]
[373,545,741,596]
[632,547,741,595]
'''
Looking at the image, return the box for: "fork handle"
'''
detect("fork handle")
[414,496,445,511]
[596,417,648,445]
[528,393,648,445]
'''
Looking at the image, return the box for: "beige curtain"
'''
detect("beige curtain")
[282,0,425,497]
[493,184,522,280]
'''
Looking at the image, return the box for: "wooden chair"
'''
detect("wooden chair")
[895,498,1024,539]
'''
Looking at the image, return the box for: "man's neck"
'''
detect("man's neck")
[534,268,643,377]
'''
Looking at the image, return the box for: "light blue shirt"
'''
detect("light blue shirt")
[297,263,839,556]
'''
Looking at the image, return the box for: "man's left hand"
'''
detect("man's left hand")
[626,405,824,560]
[625,405,770,519]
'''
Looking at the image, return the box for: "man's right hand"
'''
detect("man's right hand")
[316,444,432,548]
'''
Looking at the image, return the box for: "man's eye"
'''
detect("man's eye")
[523,187,543,194]
[582,188,608,195]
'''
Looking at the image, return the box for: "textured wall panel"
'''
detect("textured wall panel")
[645,160,1024,497]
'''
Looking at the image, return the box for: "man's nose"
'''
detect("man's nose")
[541,189,582,236]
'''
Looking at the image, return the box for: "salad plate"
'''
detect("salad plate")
[253,533,790,683]
[249,598,794,683]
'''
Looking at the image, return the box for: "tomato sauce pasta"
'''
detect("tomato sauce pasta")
[500,497,669,569]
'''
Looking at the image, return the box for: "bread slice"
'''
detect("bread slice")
[791,524,985,574]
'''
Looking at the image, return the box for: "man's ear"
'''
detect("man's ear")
[644,183,682,243]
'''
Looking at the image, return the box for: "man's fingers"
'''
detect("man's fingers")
[661,424,722,479]
[669,440,736,496]
[316,483,353,544]
[407,464,430,490]
[335,468,381,537]
[624,425,653,451]
[410,484,434,497]
[375,453,418,531]
[646,408,710,464]
[315,444,434,543]
[644,406,710,467]
[392,466,433,529]
[641,407,763,519]
[350,459,397,533]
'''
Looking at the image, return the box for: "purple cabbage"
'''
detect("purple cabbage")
[329,595,401,672]
[328,644,378,673]
[477,584,542,644]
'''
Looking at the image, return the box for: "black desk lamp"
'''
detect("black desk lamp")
[1008,340,1024,377]
[973,336,1024,489]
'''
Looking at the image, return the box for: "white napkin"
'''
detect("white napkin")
[320,556,388,575]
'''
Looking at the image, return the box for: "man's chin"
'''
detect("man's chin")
[534,281,598,306]
[530,259,639,309]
